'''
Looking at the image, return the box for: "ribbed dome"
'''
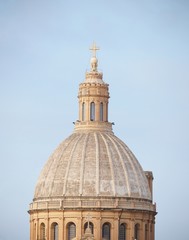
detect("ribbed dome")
[29,46,156,240]
[34,130,151,201]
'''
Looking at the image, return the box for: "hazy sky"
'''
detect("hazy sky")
[0,0,189,239]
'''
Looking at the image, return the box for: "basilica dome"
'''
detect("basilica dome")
[29,44,156,240]
[34,129,151,201]
[33,44,153,208]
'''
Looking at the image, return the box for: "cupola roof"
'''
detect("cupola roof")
[34,131,151,200]
[33,44,152,211]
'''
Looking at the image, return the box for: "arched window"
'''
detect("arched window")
[134,224,140,240]
[90,102,95,121]
[100,102,103,121]
[102,222,111,240]
[119,223,126,240]
[82,102,85,121]
[84,221,94,234]
[40,223,45,240]
[51,222,58,240]
[67,222,76,240]
[145,224,148,240]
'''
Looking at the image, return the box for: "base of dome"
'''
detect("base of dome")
[30,196,156,212]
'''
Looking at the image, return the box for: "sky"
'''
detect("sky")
[0,0,189,239]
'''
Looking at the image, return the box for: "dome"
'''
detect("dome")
[34,130,151,201]
[29,45,156,240]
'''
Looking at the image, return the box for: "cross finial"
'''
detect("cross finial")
[85,213,92,228]
[90,42,100,57]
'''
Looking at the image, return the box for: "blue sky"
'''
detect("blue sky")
[0,0,189,239]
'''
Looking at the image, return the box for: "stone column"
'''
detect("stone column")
[79,100,82,121]
[61,212,64,240]
[126,221,131,240]
[149,223,152,240]
[140,220,143,240]
[36,217,39,240]
[96,100,100,121]
[113,218,119,240]
[152,222,155,240]
[96,214,101,240]
[63,219,66,240]
[30,219,33,240]
[104,102,108,122]
[77,215,82,240]
[130,219,134,240]
[46,211,49,240]
[86,99,90,121]
[141,221,145,240]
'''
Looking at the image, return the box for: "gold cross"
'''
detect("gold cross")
[90,42,100,57]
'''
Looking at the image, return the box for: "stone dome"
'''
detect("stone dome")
[29,45,156,240]
[34,129,151,201]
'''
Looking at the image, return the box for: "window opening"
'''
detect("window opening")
[90,102,95,121]
[68,222,76,240]
[100,102,103,121]
[82,102,85,121]
[119,223,126,240]
[40,223,45,240]
[134,224,139,240]
[145,224,148,240]
[102,222,111,240]
[51,223,58,240]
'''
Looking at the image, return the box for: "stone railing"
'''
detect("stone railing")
[29,198,156,212]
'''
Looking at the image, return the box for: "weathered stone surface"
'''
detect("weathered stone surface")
[34,130,151,201]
